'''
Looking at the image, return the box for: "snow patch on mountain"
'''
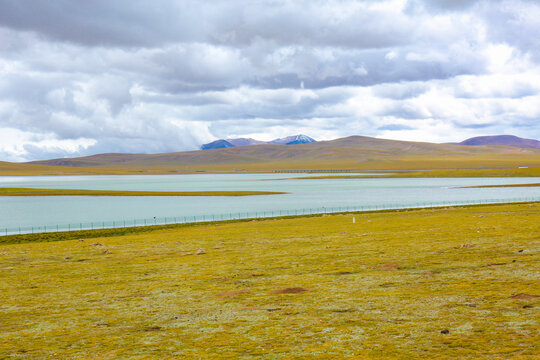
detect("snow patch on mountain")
[201,134,316,150]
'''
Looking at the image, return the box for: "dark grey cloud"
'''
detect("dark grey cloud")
[0,0,411,49]
[0,0,539,161]
[0,0,202,47]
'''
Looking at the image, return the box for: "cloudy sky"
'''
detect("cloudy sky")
[1,0,539,161]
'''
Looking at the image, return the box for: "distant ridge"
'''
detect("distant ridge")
[9,134,539,175]
[457,135,540,149]
[200,139,235,150]
[227,138,265,147]
[201,134,315,150]
[29,134,540,170]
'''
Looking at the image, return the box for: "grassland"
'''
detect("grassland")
[1,203,538,358]
[0,161,128,176]
[290,167,540,180]
[0,188,285,197]
[4,158,540,177]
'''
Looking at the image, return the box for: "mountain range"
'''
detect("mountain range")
[6,134,535,175]
[201,134,315,150]
[202,134,540,151]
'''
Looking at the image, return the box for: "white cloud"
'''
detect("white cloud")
[0,0,539,161]
[483,43,515,72]
[0,127,96,162]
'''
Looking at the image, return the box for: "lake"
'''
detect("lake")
[1,174,539,234]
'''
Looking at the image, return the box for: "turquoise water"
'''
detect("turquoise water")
[0,174,539,232]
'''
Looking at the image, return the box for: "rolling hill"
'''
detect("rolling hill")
[456,135,540,149]
[5,135,536,175]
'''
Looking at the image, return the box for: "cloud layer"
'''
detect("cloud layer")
[1,0,539,161]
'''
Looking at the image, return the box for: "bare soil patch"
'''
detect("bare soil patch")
[269,287,309,294]
[378,263,399,270]
[217,289,251,297]
[510,293,540,299]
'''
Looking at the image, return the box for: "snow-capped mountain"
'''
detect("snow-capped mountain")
[201,135,316,150]
[269,135,316,145]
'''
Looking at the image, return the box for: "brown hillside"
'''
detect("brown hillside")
[2,135,537,175]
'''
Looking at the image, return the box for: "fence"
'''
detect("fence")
[2,196,539,236]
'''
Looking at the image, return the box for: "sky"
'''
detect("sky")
[1,0,539,162]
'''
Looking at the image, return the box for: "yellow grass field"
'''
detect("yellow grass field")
[2,158,540,176]
[1,203,538,358]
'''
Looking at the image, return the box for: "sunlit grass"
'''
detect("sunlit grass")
[1,203,538,358]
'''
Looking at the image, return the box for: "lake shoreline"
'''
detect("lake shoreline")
[2,174,539,234]
[1,167,539,177]
[455,183,540,189]
[0,188,287,197]
[2,200,538,245]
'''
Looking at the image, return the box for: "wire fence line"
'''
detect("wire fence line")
[2,196,539,236]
